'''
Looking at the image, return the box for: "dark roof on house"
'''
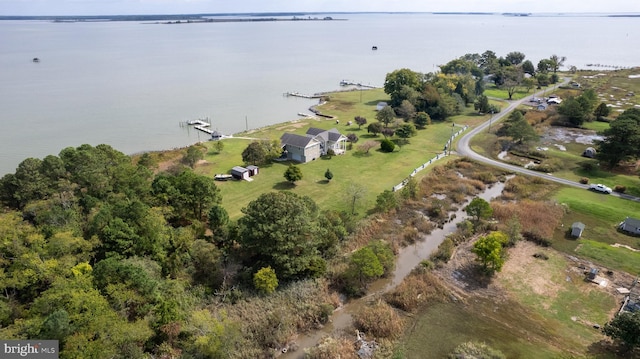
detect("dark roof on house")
[572,222,585,230]
[306,127,326,136]
[622,217,640,227]
[306,127,345,142]
[281,133,318,148]
[231,166,248,173]
[246,165,259,170]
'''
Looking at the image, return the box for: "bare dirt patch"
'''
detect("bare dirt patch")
[540,126,603,146]
[499,241,562,300]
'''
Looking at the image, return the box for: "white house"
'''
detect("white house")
[619,217,640,235]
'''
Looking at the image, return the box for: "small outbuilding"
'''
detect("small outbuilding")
[619,217,640,235]
[571,222,585,238]
[211,130,224,141]
[582,147,596,158]
[246,165,259,176]
[537,103,548,111]
[231,166,250,180]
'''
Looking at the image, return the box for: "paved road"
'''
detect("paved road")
[454,79,640,202]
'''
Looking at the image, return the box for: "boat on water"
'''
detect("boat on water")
[32,57,40,63]
[371,46,378,50]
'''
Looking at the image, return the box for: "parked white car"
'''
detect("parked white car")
[589,184,612,194]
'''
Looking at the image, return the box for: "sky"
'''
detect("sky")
[1,0,639,16]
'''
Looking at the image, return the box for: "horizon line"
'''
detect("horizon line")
[2,11,640,18]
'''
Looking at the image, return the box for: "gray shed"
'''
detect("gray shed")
[231,166,250,180]
[571,222,585,238]
[582,147,596,158]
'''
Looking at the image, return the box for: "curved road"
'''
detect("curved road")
[455,79,640,202]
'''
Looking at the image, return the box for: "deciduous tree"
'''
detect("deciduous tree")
[596,108,640,168]
[472,231,507,273]
[367,122,383,136]
[237,191,325,280]
[284,164,303,184]
[354,116,367,129]
[183,145,204,168]
[384,68,422,107]
[465,197,493,223]
[376,105,396,127]
[603,311,640,349]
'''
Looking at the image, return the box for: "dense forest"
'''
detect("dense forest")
[0,144,354,357]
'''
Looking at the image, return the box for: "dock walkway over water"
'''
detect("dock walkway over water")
[185,119,213,135]
[339,80,380,89]
[284,92,322,99]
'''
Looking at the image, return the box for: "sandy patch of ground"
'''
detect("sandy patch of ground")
[612,243,639,252]
[499,241,562,300]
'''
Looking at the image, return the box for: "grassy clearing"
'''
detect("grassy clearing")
[194,89,484,219]
[402,242,618,359]
[576,240,640,276]
[551,187,640,272]
[483,85,535,101]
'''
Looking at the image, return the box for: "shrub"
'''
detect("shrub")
[305,337,357,359]
[403,227,419,244]
[384,271,449,312]
[614,185,626,193]
[353,301,404,339]
[380,138,396,152]
[431,237,454,263]
[579,177,589,184]
[253,266,278,294]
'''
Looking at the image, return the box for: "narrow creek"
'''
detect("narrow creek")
[282,180,507,358]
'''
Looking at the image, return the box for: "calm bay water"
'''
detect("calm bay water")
[1,13,639,175]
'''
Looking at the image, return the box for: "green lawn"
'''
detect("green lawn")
[576,239,640,276]
[196,89,475,219]
[551,187,640,273]
[483,85,538,101]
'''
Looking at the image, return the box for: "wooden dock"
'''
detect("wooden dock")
[339,80,380,89]
[184,119,213,135]
[284,92,322,99]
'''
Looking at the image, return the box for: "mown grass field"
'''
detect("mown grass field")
[552,187,640,275]
[195,89,490,219]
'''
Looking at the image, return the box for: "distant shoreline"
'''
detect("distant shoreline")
[1,12,639,22]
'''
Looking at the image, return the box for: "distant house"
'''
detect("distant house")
[305,127,348,155]
[376,102,388,111]
[571,222,585,238]
[619,217,640,235]
[280,133,322,163]
[231,166,250,180]
[537,103,548,111]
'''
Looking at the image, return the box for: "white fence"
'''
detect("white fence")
[392,125,468,192]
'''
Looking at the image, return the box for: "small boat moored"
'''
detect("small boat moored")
[371,46,378,50]
[32,57,40,63]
